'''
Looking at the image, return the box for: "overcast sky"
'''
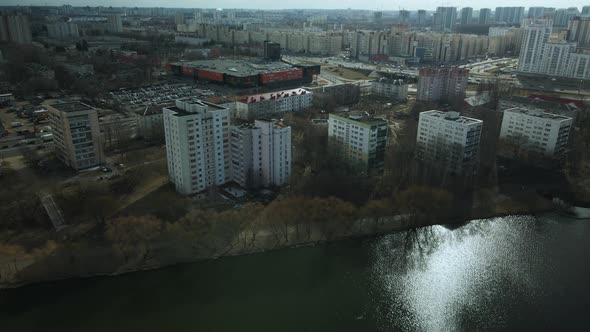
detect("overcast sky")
[4,1,589,11]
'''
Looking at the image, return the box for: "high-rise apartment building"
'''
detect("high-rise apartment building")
[495,7,525,24]
[263,40,281,60]
[107,14,123,33]
[460,7,473,25]
[328,113,388,173]
[479,8,492,24]
[553,8,578,27]
[0,14,32,44]
[528,7,547,19]
[230,119,291,188]
[568,16,590,46]
[416,110,483,174]
[47,102,103,171]
[435,7,457,31]
[582,6,590,16]
[417,10,427,26]
[399,10,410,24]
[499,108,573,158]
[47,22,79,39]
[540,41,575,76]
[163,98,230,195]
[371,78,409,101]
[517,19,552,73]
[416,67,469,102]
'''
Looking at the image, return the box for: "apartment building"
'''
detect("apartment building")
[0,14,32,44]
[416,110,483,174]
[47,22,79,39]
[495,7,525,24]
[47,102,103,171]
[328,113,388,173]
[107,15,123,33]
[568,16,590,47]
[519,18,590,79]
[416,67,469,103]
[163,98,230,195]
[499,108,573,158]
[479,8,492,24]
[518,19,553,73]
[134,105,167,141]
[229,119,291,188]
[460,7,473,25]
[236,88,312,121]
[371,78,409,101]
[434,7,457,31]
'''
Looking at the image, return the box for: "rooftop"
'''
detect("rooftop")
[239,88,311,104]
[256,118,288,128]
[505,107,573,121]
[167,98,228,117]
[171,59,298,77]
[135,104,169,117]
[50,102,93,113]
[421,110,482,125]
[373,77,407,85]
[330,112,388,126]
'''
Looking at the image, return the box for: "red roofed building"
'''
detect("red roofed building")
[236,88,313,120]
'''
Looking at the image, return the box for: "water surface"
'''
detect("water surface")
[1,215,589,331]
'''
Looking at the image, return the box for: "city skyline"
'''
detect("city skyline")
[3,1,590,11]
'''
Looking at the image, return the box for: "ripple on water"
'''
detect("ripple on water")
[365,215,572,332]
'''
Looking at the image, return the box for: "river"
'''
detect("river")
[1,214,589,331]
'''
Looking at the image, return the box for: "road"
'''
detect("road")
[0,141,53,158]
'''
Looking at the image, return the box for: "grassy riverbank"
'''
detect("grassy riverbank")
[0,189,554,289]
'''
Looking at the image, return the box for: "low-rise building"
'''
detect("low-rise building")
[134,105,167,141]
[236,88,312,120]
[371,77,409,101]
[328,112,388,173]
[0,93,15,106]
[416,110,483,174]
[499,107,573,159]
[47,102,103,170]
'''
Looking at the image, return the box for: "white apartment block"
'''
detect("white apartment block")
[0,14,32,44]
[328,113,388,172]
[516,18,590,80]
[565,51,590,79]
[47,22,79,39]
[371,78,409,101]
[47,102,103,171]
[163,98,230,195]
[229,119,292,188]
[499,108,573,158]
[107,15,123,33]
[518,19,552,73]
[540,41,575,76]
[416,68,469,102]
[134,105,165,141]
[236,88,312,121]
[416,110,483,174]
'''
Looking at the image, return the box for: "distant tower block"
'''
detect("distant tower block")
[264,40,281,61]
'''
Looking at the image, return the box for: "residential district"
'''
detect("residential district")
[0,4,589,286]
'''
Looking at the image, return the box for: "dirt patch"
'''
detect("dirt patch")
[323,66,369,80]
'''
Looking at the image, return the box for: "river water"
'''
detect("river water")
[1,214,589,331]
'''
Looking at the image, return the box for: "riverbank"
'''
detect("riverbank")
[0,192,556,289]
